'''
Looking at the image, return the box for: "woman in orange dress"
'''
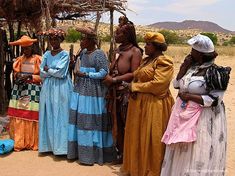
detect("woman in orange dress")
[122,32,174,176]
[7,35,41,151]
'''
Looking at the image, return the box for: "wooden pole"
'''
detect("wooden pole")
[44,0,52,50]
[109,9,114,61]
[16,21,22,57]
[0,28,7,115]
[95,12,101,49]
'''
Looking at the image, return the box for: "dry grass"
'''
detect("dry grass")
[61,42,235,66]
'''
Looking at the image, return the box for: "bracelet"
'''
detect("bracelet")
[84,72,89,78]
[112,77,117,83]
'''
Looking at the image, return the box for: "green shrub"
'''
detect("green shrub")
[100,34,111,42]
[229,36,235,44]
[222,41,230,46]
[65,28,81,43]
[136,34,145,43]
[158,30,183,44]
[200,32,218,45]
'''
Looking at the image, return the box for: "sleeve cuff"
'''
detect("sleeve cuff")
[201,95,214,107]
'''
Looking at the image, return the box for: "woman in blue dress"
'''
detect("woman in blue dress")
[67,27,116,165]
[39,28,73,155]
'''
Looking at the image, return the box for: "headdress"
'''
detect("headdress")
[37,28,66,41]
[76,26,97,39]
[9,35,37,47]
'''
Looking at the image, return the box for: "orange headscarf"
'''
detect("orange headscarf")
[144,32,166,44]
[9,35,37,47]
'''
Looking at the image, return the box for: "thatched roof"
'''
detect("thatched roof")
[0,0,127,23]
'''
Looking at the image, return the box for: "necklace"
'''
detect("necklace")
[52,47,62,52]
[118,44,133,52]
[86,48,96,54]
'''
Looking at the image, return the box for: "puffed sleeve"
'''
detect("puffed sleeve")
[13,56,23,79]
[131,55,174,97]
[88,50,109,79]
[40,51,51,79]
[32,55,42,83]
[47,51,70,78]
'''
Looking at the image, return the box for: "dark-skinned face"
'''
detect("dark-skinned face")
[144,42,156,56]
[22,46,33,57]
[49,36,61,49]
[115,28,127,44]
[190,48,203,64]
[80,36,96,49]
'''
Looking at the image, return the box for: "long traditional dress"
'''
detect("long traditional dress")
[160,65,227,176]
[67,49,116,165]
[122,55,174,176]
[39,50,72,155]
[8,54,42,151]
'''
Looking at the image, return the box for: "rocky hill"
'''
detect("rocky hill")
[149,20,233,34]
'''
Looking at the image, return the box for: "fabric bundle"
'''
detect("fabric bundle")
[205,64,231,91]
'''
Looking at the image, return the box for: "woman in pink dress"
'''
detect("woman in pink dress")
[161,34,230,176]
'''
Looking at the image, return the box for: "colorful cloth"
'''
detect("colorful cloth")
[7,54,41,151]
[39,50,73,155]
[67,49,116,165]
[122,55,174,176]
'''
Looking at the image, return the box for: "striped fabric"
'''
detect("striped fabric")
[67,49,116,165]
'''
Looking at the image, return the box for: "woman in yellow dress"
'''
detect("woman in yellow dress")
[122,32,174,176]
[7,35,41,151]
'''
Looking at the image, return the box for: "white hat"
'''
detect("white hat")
[187,34,214,53]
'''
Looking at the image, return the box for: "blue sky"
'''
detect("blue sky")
[100,0,235,31]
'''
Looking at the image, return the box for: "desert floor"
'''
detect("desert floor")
[0,54,234,176]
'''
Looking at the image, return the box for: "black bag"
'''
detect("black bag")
[205,64,231,91]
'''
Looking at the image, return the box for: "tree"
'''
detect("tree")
[201,32,218,45]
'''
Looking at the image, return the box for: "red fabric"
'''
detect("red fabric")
[8,107,39,121]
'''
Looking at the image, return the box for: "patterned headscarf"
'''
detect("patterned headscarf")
[76,26,97,39]
[38,28,66,41]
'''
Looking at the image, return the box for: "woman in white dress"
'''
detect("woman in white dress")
[161,34,230,176]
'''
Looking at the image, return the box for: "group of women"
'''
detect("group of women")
[7,25,229,176]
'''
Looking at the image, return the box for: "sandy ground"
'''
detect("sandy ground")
[0,55,234,176]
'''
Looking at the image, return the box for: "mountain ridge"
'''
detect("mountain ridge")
[149,20,234,34]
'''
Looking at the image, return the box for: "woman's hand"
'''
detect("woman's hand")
[43,65,49,72]
[178,92,204,105]
[176,55,194,80]
[15,74,32,84]
[75,71,87,77]
[103,75,113,87]
[178,92,190,101]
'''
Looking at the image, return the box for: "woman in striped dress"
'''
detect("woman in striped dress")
[67,27,116,165]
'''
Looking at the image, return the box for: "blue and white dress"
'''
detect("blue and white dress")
[39,50,73,155]
[68,49,116,165]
